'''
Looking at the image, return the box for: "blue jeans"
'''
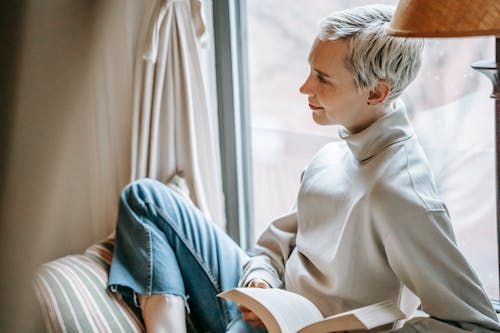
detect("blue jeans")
[108,179,265,333]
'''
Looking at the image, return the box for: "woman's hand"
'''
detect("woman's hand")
[238,279,270,328]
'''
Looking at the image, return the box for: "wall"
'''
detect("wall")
[0,1,148,331]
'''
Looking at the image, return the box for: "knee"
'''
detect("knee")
[122,178,170,202]
[121,178,180,213]
[123,178,163,196]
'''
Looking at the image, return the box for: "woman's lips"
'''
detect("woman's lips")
[309,104,323,110]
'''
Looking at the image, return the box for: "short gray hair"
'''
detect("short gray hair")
[319,4,424,103]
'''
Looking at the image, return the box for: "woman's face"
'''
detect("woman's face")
[299,38,375,133]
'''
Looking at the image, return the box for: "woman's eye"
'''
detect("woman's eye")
[317,75,329,84]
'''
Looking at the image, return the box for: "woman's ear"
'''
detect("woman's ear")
[367,80,390,105]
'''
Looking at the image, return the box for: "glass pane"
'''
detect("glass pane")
[246,0,498,298]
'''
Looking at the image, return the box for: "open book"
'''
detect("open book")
[218,288,405,333]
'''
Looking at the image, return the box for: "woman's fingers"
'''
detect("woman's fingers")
[239,300,264,327]
[238,304,250,313]
[240,307,261,322]
[238,279,270,327]
[247,279,270,289]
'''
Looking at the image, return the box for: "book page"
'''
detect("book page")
[298,300,405,333]
[218,288,324,333]
[354,300,406,329]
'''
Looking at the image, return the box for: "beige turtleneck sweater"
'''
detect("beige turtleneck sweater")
[239,101,500,332]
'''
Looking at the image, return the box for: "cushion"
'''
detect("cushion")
[34,237,145,333]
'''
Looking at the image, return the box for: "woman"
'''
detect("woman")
[108,4,500,332]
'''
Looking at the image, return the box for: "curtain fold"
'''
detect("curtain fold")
[131,0,225,227]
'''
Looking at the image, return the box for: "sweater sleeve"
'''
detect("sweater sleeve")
[238,210,298,288]
[384,209,500,332]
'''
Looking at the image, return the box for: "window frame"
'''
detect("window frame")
[212,0,254,250]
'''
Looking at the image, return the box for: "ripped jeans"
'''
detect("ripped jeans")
[108,178,265,333]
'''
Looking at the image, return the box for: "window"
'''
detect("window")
[246,0,498,298]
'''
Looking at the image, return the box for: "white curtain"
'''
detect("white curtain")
[131,0,225,226]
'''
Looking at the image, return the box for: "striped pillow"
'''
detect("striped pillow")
[33,237,145,333]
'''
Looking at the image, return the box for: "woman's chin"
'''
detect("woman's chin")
[311,112,333,126]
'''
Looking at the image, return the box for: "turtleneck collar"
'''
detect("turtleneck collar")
[338,100,415,163]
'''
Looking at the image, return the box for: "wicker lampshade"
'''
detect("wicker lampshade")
[387,0,500,37]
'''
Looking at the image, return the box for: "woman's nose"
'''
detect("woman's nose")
[299,76,312,95]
